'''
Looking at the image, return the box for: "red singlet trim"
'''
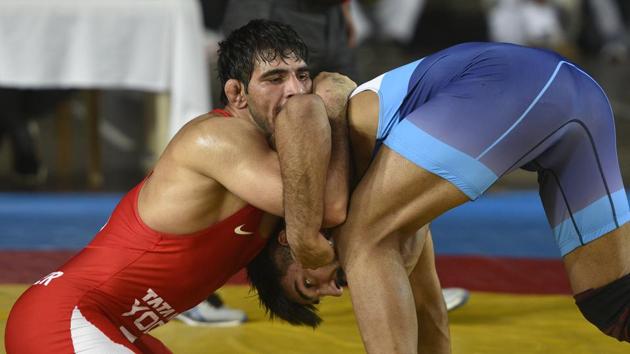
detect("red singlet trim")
[210,108,232,117]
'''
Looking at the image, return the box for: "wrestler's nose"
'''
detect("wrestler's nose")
[319,279,343,297]
[285,74,304,97]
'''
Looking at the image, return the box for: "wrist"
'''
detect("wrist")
[288,231,335,269]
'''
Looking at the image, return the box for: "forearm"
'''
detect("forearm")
[313,73,355,227]
[275,95,334,268]
[322,112,350,227]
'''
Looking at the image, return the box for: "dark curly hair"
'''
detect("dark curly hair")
[246,221,322,328]
[217,19,309,105]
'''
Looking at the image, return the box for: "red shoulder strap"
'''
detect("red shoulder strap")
[211,108,232,117]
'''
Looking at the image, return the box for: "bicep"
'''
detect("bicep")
[189,127,286,217]
[222,149,285,216]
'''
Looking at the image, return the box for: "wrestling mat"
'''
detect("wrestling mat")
[1,285,627,353]
[1,192,629,353]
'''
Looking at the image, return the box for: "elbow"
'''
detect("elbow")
[283,95,329,126]
[322,198,348,228]
[276,95,331,145]
[285,93,325,112]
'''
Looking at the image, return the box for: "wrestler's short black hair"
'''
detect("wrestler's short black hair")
[246,221,322,328]
[217,19,309,105]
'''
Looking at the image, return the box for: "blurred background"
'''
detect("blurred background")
[0,0,627,193]
[1,1,630,352]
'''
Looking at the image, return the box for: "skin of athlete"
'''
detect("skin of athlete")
[136,54,356,299]
[279,89,630,354]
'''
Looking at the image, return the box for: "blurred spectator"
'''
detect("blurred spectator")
[485,0,573,55]
[485,0,629,62]
[351,0,425,48]
[221,0,358,80]
[198,0,229,108]
[579,0,628,62]
[0,89,70,187]
[198,0,228,31]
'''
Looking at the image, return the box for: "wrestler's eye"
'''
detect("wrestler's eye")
[304,278,313,289]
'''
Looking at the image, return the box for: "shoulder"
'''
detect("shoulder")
[348,90,378,132]
[168,112,272,168]
[177,112,263,148]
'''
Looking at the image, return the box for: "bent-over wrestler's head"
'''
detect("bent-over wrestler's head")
[247,221,346,328]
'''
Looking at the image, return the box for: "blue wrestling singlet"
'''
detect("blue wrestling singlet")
[351,42,629,256]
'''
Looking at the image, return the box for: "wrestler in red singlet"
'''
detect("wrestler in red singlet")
[5,109,268,353]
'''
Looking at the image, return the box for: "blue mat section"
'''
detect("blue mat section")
[0,191,627,258]
[0,193,121,250]
[432,191,630,258]
[432,191,559,259]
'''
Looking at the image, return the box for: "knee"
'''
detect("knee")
[336,227,402,272]
[574,273,630,342]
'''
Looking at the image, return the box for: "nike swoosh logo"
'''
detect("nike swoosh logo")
[234,224,254,235]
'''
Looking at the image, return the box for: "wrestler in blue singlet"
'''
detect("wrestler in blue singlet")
[351,42,629,256]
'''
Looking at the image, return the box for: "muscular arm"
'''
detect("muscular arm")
[313,72,355,228]
[275,94,336,268]
[183,95,347,225]
[321,117,350,228]
[409,227,451,354]
[180,75,352,268]
[276,74,355,268]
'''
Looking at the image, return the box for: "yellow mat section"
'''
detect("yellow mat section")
[1,284,627,353]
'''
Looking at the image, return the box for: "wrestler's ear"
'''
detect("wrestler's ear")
[278,229,289,246]
[225,79,247,109]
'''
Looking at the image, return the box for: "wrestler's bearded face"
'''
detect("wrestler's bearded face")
[245,54,312,139]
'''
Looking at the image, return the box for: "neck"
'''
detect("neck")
[222,105,242,119]
[225,103,274,145]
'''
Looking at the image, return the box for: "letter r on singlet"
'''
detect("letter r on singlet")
[34,271,64,286]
